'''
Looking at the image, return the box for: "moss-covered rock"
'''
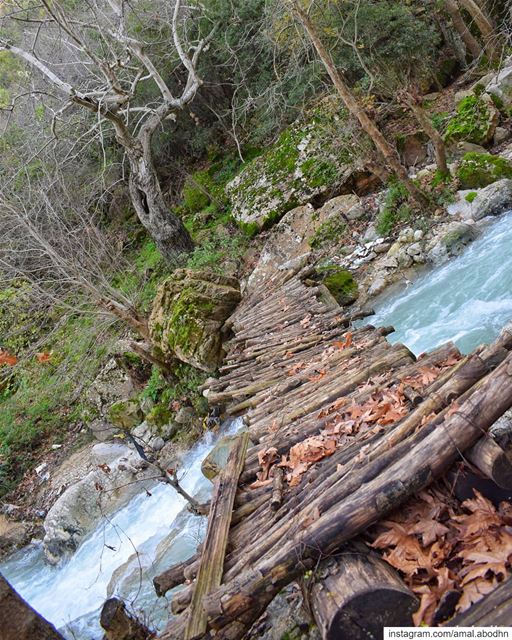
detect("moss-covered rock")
[445,94,499,146]
[456,152,512,189]
[108,399,143,430]
[149,269,241,372]
[226,97,366,231]
[317,266,358,306]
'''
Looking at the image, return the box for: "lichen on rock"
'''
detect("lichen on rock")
[226,97,366,231]
[149,269,241,372]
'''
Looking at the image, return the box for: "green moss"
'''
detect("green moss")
[444,95,493,145]
[465,191,478,203]
[108,399,143,429]
[319,267,358,305]
[309,217,347,249]
[0,312,112,496]
[146,403,171,428]
[165,288,215,354]
[456,152,512,189]
[228,97,363,229]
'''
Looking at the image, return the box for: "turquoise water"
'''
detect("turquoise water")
[368,211,512,355]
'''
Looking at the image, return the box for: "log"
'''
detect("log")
[201,351,512,639]
[153,554,198,597]
[183,431,250,640]
[0,573,64,640]
[466,436,512,489]
[100,597,153,640]
[310,547,418,640]
[271,467,284,511]
[450,576,512,626]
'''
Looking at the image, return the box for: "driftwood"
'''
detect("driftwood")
[100,598,153,640]
[153,554,199,597]
[450,576,512,626]
[0,573,64,640]
[310,546,418,639]
[184,431,250,640]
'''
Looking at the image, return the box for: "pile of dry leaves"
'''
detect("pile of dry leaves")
[369,485,512,625]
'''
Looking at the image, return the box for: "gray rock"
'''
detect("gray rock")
[494,126,510,146]
[201,433,251,481]
[397,250,413,268]
[406,242,423,257]
[413,229,424,241]
[175,407,196,425]
[367,275,388,297]
[466,179,512,220]
[363,225,378,242]
[427,222,477,264]
[486,63,512,108]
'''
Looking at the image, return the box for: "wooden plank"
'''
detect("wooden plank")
[184,431,250,640]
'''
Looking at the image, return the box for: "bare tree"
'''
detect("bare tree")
[0,0,214,262]
[285,0,429,207]
[0,171,174,376]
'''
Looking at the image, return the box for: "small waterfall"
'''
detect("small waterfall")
[368,211,512,355]
[1,417,244,639]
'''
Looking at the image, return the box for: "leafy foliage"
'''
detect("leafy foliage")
[376,181,412,236]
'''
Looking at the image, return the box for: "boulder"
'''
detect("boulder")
[247,195,361,290]
[0,516,31,558]
[316,266,358,306]
[445,94,499,147]
[42,445,157,564]
[227,97,365,230]
[86,357,137,442]
[149,269,240,372]
[485,62,512,109]
[427,222,478,264]
[465,179,512,220]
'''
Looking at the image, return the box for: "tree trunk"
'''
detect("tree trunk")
[128,152,193,264]
[289,1,429,209]
[0,573,64,640]
[310,546,418,640]
[457,0,498,60]
[404,92,449,178]
[444,0,483,60]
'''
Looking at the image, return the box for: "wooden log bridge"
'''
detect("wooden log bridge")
[157,265,512,639]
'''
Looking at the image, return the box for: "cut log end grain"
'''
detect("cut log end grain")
[310,550,418,640]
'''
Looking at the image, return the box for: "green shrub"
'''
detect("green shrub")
[375,181,411,236]
[456,152,512,189]
[465,191,478,203]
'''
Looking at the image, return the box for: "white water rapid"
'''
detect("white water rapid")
[368,211,512,356]
[1,417,244,638]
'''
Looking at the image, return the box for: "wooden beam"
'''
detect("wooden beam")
[184,431,250,640]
